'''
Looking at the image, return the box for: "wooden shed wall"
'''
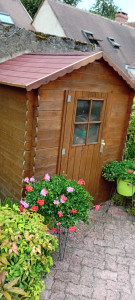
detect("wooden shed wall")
[0,86,27,200]
[35,59,134,202]
[34,90,64,179]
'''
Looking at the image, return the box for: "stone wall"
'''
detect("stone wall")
[0,23,93,62]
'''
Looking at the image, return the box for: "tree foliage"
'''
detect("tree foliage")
[21,0,81,19]
[124,99,135,160]
[90,0,121,20]
[21,0,42,18]
[61,0,81,6]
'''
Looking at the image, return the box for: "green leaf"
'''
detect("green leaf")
[2,291,12,300]
[0,270,5,286]
[0,255,9,265]
[4,277,19,290]
[8,287,26,296]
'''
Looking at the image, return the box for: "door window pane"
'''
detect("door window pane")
[90,100,103,121]
[73,124,87,145]
[75,100,90,122]
[88,124,99,143]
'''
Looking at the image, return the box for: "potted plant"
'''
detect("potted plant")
[22,174,93,229]
[102,160,135,196]
[21,174,93,259]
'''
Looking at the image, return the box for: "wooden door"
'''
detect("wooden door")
[58,91,108,202]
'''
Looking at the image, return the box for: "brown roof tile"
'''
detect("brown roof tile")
[0,0,33,30]
[36,0,135,80]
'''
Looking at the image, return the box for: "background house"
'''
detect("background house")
[32,0,135,82]
[0,51,134,203]
[0,0,33,30]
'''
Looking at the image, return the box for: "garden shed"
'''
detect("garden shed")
[0,51,135,203]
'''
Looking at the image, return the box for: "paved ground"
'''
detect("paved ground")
[41,204,135,300]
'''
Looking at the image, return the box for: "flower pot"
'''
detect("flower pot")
[117,179,135,196]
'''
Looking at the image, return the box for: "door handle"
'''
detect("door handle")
[100,139,105,153]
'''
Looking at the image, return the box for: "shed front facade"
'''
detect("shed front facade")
[0,52,134,203]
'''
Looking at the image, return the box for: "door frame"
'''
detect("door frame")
[57,90,108,175]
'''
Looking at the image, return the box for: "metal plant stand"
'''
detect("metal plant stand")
[57,227,69,261]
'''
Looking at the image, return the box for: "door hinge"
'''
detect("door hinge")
[62,148,66,155]
[67,95,71,103]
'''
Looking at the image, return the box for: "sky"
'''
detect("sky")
[77,0,135,22]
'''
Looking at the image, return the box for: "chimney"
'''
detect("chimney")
[115,12,128,23]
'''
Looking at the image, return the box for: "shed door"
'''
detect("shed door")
[59,91,107,200]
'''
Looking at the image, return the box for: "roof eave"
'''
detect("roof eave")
[102,53,135,90]
[0,80,26,89]
[26,51,103,91]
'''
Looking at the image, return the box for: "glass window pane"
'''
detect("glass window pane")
[73,124,87,145]
[90,100,103,121]
[0,13,14,25]
[88,124,99,143]
[75,100,90,122]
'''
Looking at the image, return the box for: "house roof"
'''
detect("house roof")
[33,0,135,80]
[0,0,33,30]
[126,22,135,29]
[0,52,135,91]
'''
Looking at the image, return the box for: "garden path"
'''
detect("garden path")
[41,204,135,300]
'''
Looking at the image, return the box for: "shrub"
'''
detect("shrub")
[0,205,58,299]
[0,197,14,208]
[23,174,93,230]
[124,101,135,159]
[111,193,131,207]
[102,160,135,184]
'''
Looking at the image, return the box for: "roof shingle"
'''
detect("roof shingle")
[0,52,135,91]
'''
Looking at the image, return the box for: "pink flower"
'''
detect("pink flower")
[60,195,67,203]
[24,177,29,183]
[20,205,25,212]
[44,173,50,181]
[58,230,62,234]
[67,187,74,193]
[93,216,96,220]
[77,179,85,185]
[31,206,38,212]
[56,222,61,225]
[69,226,76,232]
[53,200,59,205]
[127,170,133,173]
[70,209,78,214]
[40,189,48,196]
[95,205,100,210]
[58,211,63,217]
[30,177,35,182]
[37,199,44,206]
[133,171,135,175]
[20,200,29,208]
[52,228,57,232]
[26,185,33,192]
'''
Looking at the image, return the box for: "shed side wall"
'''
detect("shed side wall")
[0,85,26,201]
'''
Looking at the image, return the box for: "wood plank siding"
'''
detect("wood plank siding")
[0,86,27,200]
[34,90,64,179]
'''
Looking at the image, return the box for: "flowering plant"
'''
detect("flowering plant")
[102,160,135,184]
[22,174,93,231]
[0,204,58,299]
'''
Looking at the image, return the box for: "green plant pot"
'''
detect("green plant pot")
[117,179,135,196]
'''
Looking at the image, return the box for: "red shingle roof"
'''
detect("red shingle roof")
[0,52,135,91]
